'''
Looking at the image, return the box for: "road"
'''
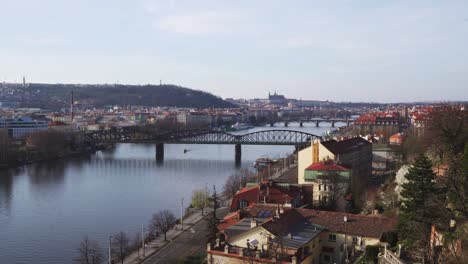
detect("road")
[141,208,228,264]
[141,218,209,263]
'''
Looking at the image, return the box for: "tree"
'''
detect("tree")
[150,210,176,241]
[27,129,69,159]
[223,169,255,200]
[191,189,210,215]
[130,232,142,259]
[207,185,220,242]
[0,129,11,165]
[397,154,447,259]
[112,231,130,264]
[74,235,104,264]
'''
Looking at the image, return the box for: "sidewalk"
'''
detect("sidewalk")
[123,209,209,264]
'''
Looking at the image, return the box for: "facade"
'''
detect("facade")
[298,137,372,209]
[304,162,350,209]
[0,117,48,139]
[176,111,212,126]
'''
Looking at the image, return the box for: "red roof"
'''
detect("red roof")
[230,186,259,211]
[305,162,348,172]
[217,212,241,231]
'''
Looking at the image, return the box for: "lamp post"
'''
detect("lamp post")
[108,235,112,264]
[141,224,145,258]
[204,182,208,216]
[181,197,184,230]
[344,216,348,263]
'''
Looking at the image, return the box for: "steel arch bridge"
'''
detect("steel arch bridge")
[84,128,320,146]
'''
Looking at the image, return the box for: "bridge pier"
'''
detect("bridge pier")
[284,122,288,127]
[270,123,274,127]
[156,143,164,162]
[235,144,241,165]
[315,121,319,127]
[299,121,303,127]
[331,121,335,128]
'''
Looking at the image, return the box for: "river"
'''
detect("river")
[0,123,342,264]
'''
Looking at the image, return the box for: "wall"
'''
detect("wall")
[298,145,313,185]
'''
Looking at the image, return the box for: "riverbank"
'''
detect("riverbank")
[0,144,112,171]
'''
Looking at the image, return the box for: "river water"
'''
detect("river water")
[0,123,341,264]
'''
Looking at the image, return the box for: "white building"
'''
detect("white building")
[0,117,48,139]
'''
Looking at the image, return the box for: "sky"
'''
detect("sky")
[0,0,467,102]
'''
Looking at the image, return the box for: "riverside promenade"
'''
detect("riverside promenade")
[123,210,209,264]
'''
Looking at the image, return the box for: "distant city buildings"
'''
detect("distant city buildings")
[0,117,48,139]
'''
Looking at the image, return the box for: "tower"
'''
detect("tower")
[23,76,26,87]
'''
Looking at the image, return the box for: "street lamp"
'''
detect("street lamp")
[344,216,348,263]
[108,235,112,264]
[181,197,184,230]
[141,224,145,258]
[204,182,208,216]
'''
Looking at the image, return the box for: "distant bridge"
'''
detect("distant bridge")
[271,117,356,127]
[84,128,320,163]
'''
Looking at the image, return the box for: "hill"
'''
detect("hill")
[19,83,235,109]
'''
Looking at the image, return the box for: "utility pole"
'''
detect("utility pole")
[204,183,208,216]
[108,235,112,264]
[181,198,184,230]
[344,216,348,263]
[141,224,145,258]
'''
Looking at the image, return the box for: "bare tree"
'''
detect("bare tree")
[27,129,69,159]
[112,231,130,264]
[149,210,176,241]
[0,129,11,165]
[74,235,104,264]
[130,232,142,259]
[223,168,255,200]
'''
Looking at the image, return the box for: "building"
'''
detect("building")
[209,204,397,264]
[176,111,212,127]
[268,92,288,106]
[298,137,372,209]
[0,117,48,139]
[230,181,303,211]
[304,161,350,209]
[389,133,405,145]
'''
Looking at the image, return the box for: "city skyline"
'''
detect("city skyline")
[1,0,468,102]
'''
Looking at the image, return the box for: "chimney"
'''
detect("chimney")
[279,207,284,214]
[373,209,379,215]
[207,243,211,251]
[250,219,257,228]
[224,245,229,254]
[288,233,293,239]
[344,216,348,222]
[215,238,220,248]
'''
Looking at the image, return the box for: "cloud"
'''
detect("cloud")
[153,10,242,36]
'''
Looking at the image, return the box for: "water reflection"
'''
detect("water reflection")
[27,161,66,186]
[0,169,14,213]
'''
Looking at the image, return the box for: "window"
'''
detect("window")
[324,254,331,262]
[318,184,321,191]
[328,234,336,242]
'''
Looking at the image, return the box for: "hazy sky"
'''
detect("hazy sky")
[1,0,467,102]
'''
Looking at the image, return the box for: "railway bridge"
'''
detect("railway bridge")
[84,128,321,163]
